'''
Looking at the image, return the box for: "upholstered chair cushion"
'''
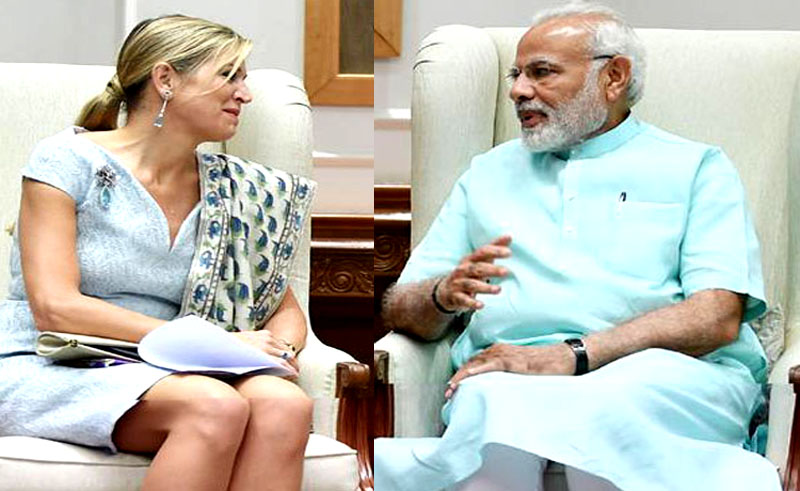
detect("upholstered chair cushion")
[0,434,358,491]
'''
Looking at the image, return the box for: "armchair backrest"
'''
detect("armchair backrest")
[411,26,800,367]
[0,64,313,312]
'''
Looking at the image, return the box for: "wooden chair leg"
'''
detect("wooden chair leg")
[336,361,373,491]
[784,366,800,490]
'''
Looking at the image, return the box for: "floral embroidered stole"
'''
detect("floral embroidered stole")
[179,153,316,331]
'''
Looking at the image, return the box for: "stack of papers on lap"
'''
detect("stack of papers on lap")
[138,315,294,377]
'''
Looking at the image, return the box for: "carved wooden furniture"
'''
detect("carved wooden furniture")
[310,214,373,365]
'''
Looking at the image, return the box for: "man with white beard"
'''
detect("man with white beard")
[375,2,782,491]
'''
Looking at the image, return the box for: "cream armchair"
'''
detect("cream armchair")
[0,63,366,491]
[375,26,800,489]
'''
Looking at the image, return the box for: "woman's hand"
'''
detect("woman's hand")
[444,343,575,399]
[232,331,300,374]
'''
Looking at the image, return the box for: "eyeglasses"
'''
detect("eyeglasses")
[506,54,617,84]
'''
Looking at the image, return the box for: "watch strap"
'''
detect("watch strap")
[564,338,589,375]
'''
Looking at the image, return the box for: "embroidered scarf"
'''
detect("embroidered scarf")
[179,153,316,331]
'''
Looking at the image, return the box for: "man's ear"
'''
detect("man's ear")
[603,56,632,104]
[151,62,176,95]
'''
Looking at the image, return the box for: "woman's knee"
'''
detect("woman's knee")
[146,375,251,446]
[236,376,313,441]
[181,397,250,452]
[114,375,250,453]
[248,397,312,454]
[236,375,312,405]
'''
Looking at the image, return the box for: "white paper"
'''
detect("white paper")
[138,315,294,377]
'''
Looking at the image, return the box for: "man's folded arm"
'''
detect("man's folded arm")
[583,288,744,371]
[579,147,765,370]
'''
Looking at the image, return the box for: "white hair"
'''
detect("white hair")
[530,1,646,107]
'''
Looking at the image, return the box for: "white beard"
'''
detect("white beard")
[518,66,609,153]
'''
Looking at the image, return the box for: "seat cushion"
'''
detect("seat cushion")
[0,434,357,490]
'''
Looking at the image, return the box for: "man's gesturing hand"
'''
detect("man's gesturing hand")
[435,235,512,312]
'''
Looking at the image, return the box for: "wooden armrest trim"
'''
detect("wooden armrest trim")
[789,365,800,388]
[335,361,373,490]
[374,350,394,439]
[336,361,370,396]
[375,350,389,383]
[785,365,800,490]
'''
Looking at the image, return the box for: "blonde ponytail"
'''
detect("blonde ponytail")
[76,75,124,131]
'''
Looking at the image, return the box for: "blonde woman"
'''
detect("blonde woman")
[0,15,314,491]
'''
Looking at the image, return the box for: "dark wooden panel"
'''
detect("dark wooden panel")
[374,184,409,213]
[309,214,373,365]
[311,243,373,298]
[312,214,373,240]
[374,185,411,340]
[311,295,372,364]
[375,219,410,275]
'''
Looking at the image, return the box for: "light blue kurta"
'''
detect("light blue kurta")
[0,128,200,451]
[375,116,781,490]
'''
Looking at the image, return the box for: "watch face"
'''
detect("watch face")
[565,338,584,348]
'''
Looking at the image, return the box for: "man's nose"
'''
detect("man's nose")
[509,76,534,103]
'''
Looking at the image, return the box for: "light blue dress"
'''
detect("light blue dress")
[375,116,781,490]
[0,127,201,452]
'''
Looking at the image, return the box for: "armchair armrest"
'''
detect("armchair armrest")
[374,331,456,437]
[767,341,800,482]
[297,340,355,439]
[298,341,372,491]
[783,365,800,491]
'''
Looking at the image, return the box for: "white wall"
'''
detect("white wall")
[374,0,800,184]
[0,0,373,214]
[136,0,305,76]
[0,0,121,64]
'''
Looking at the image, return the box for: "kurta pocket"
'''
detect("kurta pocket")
[603,201,686,281]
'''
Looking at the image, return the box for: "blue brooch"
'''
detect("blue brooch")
[94,164,117,210]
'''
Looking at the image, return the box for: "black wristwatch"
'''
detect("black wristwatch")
[564,338,589,375]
